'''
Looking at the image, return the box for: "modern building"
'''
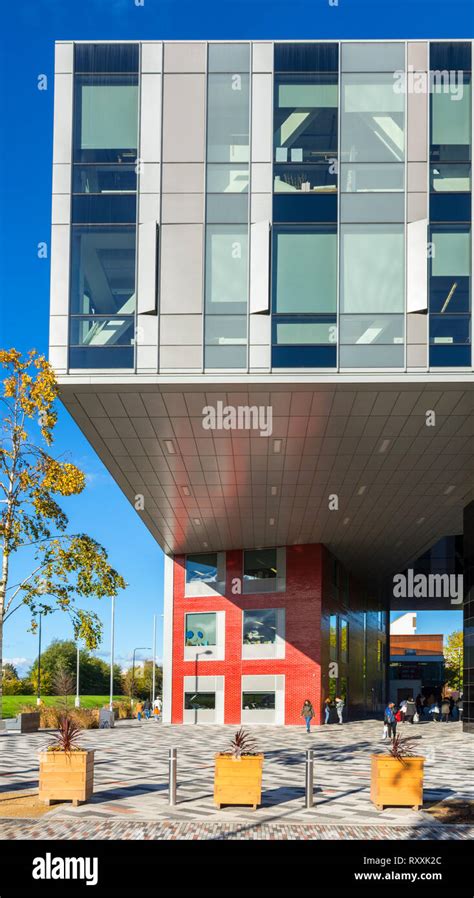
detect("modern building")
[389,612,445,703]
[49,39,473,727]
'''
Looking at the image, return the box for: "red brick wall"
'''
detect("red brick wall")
[171,544,323,725]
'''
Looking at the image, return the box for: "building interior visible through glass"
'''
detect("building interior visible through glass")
[185,612,217,647]
[243,549,278,580]
[185,554,218,584]
[243,609,278,644]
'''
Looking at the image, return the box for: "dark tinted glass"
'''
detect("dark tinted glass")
[73,165,137,193]
[72,194,136,224]
[184,693,215,710]
[275,42,338,72]
[70,225,136,315]
[274,164,337,193]
[430,345,471,366]
[73,75,138,164]
[272,345,337,367]
[430,193,471,222]
[69,346,134,368]
[430,42,471,71]
[74,43,139,73]
[185,554,218,583]
[430,315,471,344]
[242,692,276,710]
[273,194,337,223]
[244,548,277,580]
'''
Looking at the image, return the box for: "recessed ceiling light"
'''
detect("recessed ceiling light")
[182,486,190,496]
[444,485,455,495]
[203,541,208,548]
[271,486,278,496]
[193,518,201,526]
[164,440,175,455]
[357,485,366,496]
[273,439,282,454]
[343,517,350,525]
[269,518,275,526]
[416,517,425,525]
[379,440,390,454]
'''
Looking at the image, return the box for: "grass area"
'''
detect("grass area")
[2,695,124,718]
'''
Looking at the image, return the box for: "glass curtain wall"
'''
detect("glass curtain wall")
[69,44,139,368]
[339,42,405,368]
[272,43,338,368]
[429,42,472,367]
[204,44,250,369]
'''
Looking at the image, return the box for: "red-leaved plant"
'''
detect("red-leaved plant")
[387,734,421,766]
[224,727,259,760]
[48,714,84,754]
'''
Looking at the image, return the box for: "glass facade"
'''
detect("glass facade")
[70,44,138,369]
[243,609,278,645]
[185,612,217,647]
[429,43,472,367]
[204,44,250,369]
[185,553,218,584]
[243,548,278,581]
[272,43,338,368]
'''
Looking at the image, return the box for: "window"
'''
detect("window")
[205,314,247,369]
[242,692,276,710]
[430,163,471,194]
[341,162,404,193]
[185,554,218,584]
[274,73,338,166]
[73,75,139,164]
[274,43,338,74]
[208,42,250,73]
[341,225,404,313]
[74,43,139,74]
[243,610,278,645]
[429,226,471,366]
[273,227,337,313]
[339,618,349,664]
[329,614,338,661]
[377,640,384,671]
[185,613,216,647]
[243,548,277,582]
[274,319,336,346]
[430,75,471,163]
[340,315,404,345]
[205,225,248,314]
[207,73,250,163]
[274,163,337,193]
[377,611,385,631]
[341,73,405,164]
[184,692,215,710]
[341,42,405,73]
[73,164,137,194]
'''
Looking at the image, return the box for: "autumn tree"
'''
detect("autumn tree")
[444,630,463,691]
[0,349,127,718]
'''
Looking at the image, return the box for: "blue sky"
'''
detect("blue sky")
[0,0,469,675]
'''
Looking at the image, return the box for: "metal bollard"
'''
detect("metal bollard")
[305,749,314,808]
[168,748,177,806]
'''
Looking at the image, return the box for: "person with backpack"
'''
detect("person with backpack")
[335,695,345,725]
[384,702,397,739]
[301,699,315,733]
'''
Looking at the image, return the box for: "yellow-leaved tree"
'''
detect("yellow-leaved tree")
[443,630,463,691]
[0,349,126,718]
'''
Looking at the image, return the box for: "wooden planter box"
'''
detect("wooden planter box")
[39,750,94,807]
[371,754,424,811]
[214,754,264,810]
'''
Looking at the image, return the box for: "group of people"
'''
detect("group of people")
[301,696,345,732]
[135,697,162,721]
[383,693,463,738]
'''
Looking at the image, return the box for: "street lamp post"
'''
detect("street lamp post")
[152,615,157,704]
[194,649,212,724]
[109,595,115,713]
[36,611,42,706]
[75,641,80,708]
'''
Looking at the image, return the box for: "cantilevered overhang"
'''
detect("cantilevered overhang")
[58,375,474,583]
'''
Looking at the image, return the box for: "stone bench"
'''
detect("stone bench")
[0,712,41,733]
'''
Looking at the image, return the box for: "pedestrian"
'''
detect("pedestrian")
[335,695,344,725]
[323,697,332,725]
[144,699,151,720]
[429,701,440,722]
[153,704,160,721]
[457,696,463,721]
[136,700,144,722]
[301,698,315,733]
[415,693,423,717]
[153,696,162,713]
[399,698,407,722]
[384,702,397,739]
[441,699,450,723]
[405,696,416,724]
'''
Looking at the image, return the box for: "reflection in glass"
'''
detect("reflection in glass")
[244,548,277,581]
[430,76,471,162]
[275,320,337,345]
[341,162,404,192]
[341,73,405,163]
[273,228,337,313]
[330,615,337,661]
[207,164,249,193]
[74,43,139,74]
[242,692,276,710]
[341,224,404,313]
[207,73,250,163]
[70,226,136,315]
[72,194,136,224]
[205,225,248,313]
[274,74,338,165]
[243,610,278,645]
[339,618,349,664]
[70,317,134,347]
[184,693,215,710]
[430,316,470,344]
[185,553,218,584]
[185,613,217,647]
[208,42,249,73]
[73,75,138,164]
[340,315,404,345]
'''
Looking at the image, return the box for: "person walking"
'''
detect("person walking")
[405,697,416,724]
[441,699,450,723]
[384,702,397,739]
[415,693,423,717]
[399,698,407,722]
[335,695,344,725]
[323,697,332,725]
[429,701,440,722]
[144,698,151,720]
[153,696,162,713]
[301,699,315,733]
[136,700,144,722]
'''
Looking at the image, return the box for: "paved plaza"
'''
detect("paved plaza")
[1,718,473,839]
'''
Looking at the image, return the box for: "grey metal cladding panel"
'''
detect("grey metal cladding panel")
[407,41,428,72]
[251,74,273,163]
[407,90,428,163]
[159,224,204,313]
[55,42,73,74]
[161,193,205,224]
[164,42,207,73]
[140,74,162,163]
[53,74,73,164]
[141,42,163,74]
[162,74,206,162]
[162,163,205,193]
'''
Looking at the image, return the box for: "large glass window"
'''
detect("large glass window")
[430,76,471,163]
[340,225,404,313]
[185,554,218,585]
[273,227,337,313]
[242,692,276,710]
[205,315,247,368]
[70,226,136,316]
[339,618,349,664]
[329,614,338,661]
[274,74,338,166]
[205,225,248,314]
[341,73,405,164]
[73,75,138,164]
[185,613,217,647]
[184,692,215,710]
[243,610,278,645]
[243,548,277,582]
[207,73,250,163]
[429,226,471,366]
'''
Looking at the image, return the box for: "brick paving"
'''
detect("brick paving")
[0,718,472,839]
